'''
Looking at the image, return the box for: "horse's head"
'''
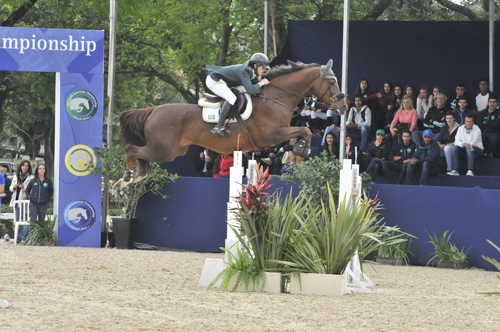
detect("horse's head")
[312,59,347,115]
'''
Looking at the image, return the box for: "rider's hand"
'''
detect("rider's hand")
[260,78,270,87]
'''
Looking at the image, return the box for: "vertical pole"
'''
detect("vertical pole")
[103,0,117,230]
[264,0,268,56]
[339,0,349,163]
[489,0,494,91]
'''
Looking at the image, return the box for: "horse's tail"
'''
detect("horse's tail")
[119,107,155,147]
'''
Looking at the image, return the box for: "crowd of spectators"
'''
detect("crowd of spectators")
[199,78,499,184]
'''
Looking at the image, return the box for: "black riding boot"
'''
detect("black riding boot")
[211,101,232,137]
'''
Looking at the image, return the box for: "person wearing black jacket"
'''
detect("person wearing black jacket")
[404,130,441,185]
[447,83,476,112]
[476,95,500,156]
[196,148,218,177]
[412,93,451,145]
[26,164,53,226]
[362,129,391,183]
[382,130,416,184]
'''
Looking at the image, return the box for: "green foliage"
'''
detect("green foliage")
[231,164,302,271]
[25,215,60,246]
[479,240,500,295]
[272,185,403,275]
[283,151,369,207]
[426,230,471,266]
[93,144,179,218]
[208,245,265,292]
[376,234,416,265]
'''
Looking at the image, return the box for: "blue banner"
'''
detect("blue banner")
[0,27,104,247]
[57,72,103,247]
[0,27,104,73]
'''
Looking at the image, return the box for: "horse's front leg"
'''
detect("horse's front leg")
[275,126,312,158]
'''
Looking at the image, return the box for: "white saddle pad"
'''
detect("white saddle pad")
[200,93,253,123]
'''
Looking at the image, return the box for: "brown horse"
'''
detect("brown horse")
[119,59,347,184]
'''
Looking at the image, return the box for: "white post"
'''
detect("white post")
[489,0,494,91]
[339,0,350,163]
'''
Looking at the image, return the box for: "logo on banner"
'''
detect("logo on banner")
[65,145,97,176]
[66,90,98,121]
[64,200,96,231]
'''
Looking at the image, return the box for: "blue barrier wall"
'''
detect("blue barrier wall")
[136,177,500,269]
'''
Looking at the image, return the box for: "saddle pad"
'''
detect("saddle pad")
[202,93,253,123]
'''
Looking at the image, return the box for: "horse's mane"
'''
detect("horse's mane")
[262,61,320,80]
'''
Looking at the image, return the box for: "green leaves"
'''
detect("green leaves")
[25,215,60,246]
[426,229,471,266]
[93,144,179,218]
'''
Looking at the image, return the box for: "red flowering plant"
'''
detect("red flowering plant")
[229,163,304,272]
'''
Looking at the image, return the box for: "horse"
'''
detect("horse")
[118,59,347,185]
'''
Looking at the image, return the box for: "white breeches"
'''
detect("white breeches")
[310,109,334,120]
[206,76,237,105]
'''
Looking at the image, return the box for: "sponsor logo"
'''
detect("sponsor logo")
[64,200,96,231]
[65,145,97,176]
[66,90,98,121]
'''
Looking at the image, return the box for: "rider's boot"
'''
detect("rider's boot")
[211,101,232,137]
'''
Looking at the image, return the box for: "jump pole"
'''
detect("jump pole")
[199,150,253,288]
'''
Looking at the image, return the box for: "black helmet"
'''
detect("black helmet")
[250,52,270,70]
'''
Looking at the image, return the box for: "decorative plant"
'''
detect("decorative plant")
[25,215,60,246]
[376,233,415,265]
[93,144,179,218]
[283,150,369,207]
[230,163,303,271]
[479,240,500,295]
[426,230,471,267]
[208,244,264,291]
[272,185,404,275]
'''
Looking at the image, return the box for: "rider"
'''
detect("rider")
[205,52,271,137]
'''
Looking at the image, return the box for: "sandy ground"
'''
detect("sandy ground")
[1,243,500,332]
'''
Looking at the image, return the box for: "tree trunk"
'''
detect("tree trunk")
[434,0,479,21]
[1,0,38,26]
[363,0,394,20]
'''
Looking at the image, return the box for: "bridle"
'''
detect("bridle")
[256,72,344,112]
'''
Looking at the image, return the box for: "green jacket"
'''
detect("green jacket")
[206,60,261,95]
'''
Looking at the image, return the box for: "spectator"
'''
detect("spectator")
[0,168,4,215]
[413,92,450,145]
[404,129,441,185]
[10,161,34,243]
[262,137,299,175]
[445,114,483,176]
[213,154,234,178]
[363,129,391,183]
[310,105,330,136]
[475,78,494,113]
[382,130,416,184]
[344,135,361,163]
[345,94,372,152]
[0,167,12,205]
[299,95,317,128]
[354,79,373,99]
[196,149,218,177]
[386,84,403,126]
[448,83,476,112]
[432,86,443,106]
[416,85,434,127]
[453,97,475,125]
[404,84,417,108]
[322,132,339,159]
[365,80,394,129]
[26,164,53,226]
[438,111,461,162]
[390,96,418,140]
[476,95,500,157]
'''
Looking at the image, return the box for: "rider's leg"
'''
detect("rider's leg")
[211,101,233,135]
[206,76,236,136]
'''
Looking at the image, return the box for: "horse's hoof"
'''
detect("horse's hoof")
[123,169,134,182]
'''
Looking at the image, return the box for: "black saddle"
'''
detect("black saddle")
[204,88,248,119]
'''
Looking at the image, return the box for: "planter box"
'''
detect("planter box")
[436,260,469,269]
[375,256,406,266]
[227,272,283,293]
[112,217,138,249]
[290,273,345,296]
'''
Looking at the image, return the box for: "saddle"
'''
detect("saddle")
[199,86,247,119]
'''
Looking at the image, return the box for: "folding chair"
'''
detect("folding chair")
[12,200,30,245]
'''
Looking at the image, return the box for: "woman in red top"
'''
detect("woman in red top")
[212,154,234,178]
[390,96,418,139]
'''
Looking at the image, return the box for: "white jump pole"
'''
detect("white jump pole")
[199,150,248,288]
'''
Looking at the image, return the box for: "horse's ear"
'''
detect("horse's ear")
[320,59,334,77]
